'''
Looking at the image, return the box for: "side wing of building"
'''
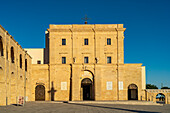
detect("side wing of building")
[0,25,32,106]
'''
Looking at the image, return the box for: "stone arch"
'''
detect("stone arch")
[82,70,94,81]
[156,93,165,104]
[35,85,45,101]
[0,36,4,56]
[128,84,138,100]
[11,47,14,63]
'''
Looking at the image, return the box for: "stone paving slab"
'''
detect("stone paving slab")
[0,102,170,113]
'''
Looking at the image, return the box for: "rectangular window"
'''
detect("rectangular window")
[62,39,66,45]
[62,57,66,64]
[107,38,111,45]
[84,57,89,63]
[37,60,41,64]
[84,39,88,45]
[25,59,27,71]
[107,57,111,64]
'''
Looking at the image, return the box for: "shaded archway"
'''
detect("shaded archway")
[35,85,45,101]
[81,78,93,100]
[128,84,138,100]
[156,93,165,104]
[0,36,3,56]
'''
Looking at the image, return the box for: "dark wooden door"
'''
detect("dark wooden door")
[83,85,90,100]
[128,89,138,100]
[35,85,45,101]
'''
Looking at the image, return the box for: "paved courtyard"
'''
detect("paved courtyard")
[0,102,170,113]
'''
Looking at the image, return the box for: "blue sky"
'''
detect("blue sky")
[0,0,170,88]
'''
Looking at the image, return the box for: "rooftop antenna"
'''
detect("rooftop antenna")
[81,14,91,24]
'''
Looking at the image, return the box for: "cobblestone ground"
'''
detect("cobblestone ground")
[0,102,170,113]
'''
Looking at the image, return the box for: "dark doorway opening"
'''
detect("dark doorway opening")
[35,85,45,101]
[128,84,138,100]
[81,78,93,100]
[83,84,91,100]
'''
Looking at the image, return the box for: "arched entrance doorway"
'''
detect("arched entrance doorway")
[35,85,45,101]
[128,84,138,100]
[81,78,93,100]
[156,93,165,104]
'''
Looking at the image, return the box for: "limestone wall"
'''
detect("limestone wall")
[0,25,32,106]
[30,64,49,101]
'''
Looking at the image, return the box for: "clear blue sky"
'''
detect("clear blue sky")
[0,0,170,88]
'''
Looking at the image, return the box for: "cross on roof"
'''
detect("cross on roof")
[81,15,91,24]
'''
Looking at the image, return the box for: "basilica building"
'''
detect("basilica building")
[26,24,146,102]
[0,24,148,106]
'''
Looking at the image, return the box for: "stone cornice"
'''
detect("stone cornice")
[0,25,6,32]
[146,89,170,93]
[94,28,117,32]
[116,28,126,31]
[48,29,71,32]
[49,28,126,32]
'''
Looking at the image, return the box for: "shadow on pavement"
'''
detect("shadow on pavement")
[67,103,160,113]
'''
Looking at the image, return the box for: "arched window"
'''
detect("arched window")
[11,47,14,63]
[0,36,4,56]
[20,54,22,69]
[25,59,27,71]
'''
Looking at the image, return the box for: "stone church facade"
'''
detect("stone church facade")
[26,24,146,102]
[3,23,163,106]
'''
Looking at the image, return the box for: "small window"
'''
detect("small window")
[107,38,111,45]
[62,57,66,64]
[11,47,14,63]
[37,60,41,64]
[84,57,89,63]
[107,57,111,64]
[62,39,66,45]
[6,50,8,60]
[25,59,27,71]
[20,54,22,68]
[0,36,3,56]
[84,39,88,45]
